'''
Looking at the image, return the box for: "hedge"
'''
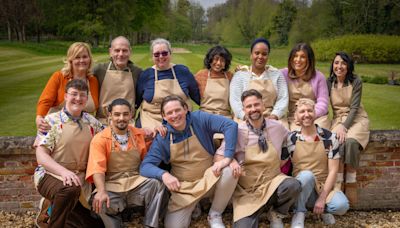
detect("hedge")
[312,35,400,64]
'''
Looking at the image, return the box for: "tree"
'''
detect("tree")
[272,0,297,45]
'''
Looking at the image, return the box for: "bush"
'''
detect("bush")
[312,35,400,63]
[360,75,388,84]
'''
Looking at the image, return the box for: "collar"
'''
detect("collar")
[297,124,325,141]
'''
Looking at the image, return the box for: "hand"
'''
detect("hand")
[60,169,81,186]
[212,157,232,177]
[229,159,242,178]
[143,127,156,140]
[36,116,50,133]
[334,124,347,144]
[234,65,248,72]
[313,195,326,214]
[267,114,279,120]
[162,172,180,192]
[92,190,110,214]
[154,125,168,138]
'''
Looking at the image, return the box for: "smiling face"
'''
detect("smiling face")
[243,95,264,121]
[210,55,226,73]
[71,49,90,74]
[109,38,131,70]
[152,43,171,70]
[110,104,132,133]
[295,103,315,128]
[64,87,88,116]
[162,100,188,131]
[291,50,308,74]
[251,42,269,71]
[333,55,348,80]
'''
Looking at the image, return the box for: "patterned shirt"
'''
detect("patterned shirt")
[282,125,340,160]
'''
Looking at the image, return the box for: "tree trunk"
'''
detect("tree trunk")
[7,21,11,41]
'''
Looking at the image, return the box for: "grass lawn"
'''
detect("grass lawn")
[0,42,399,136]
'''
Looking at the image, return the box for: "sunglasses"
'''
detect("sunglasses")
[153,51,169,58]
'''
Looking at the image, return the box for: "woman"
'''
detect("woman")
[36,42,99,132]
[281,43,330,130]
[327,52,370,205]
[136,38,200,130]
[230,38,288,123]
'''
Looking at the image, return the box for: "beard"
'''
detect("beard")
[115,121,128,131]
[247,111,262,121]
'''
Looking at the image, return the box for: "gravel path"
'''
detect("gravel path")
[1,210,400,228]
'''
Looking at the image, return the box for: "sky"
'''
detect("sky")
[193,0,227,10]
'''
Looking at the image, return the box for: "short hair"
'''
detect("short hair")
[287,43,316,81]
[241,89,263,102]
[295,98,315,112]
[203,45,232,72]
[61,42,93,77]
[150,38,172,54]
[250,37,271,54]
[110,36,131,49]
[161,95,188,115]
[108,98,132,113]
[328,51,356,84]
[65,79,88,94]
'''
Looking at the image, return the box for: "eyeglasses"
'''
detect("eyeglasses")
[153,51,169,58]
[67,92,88,98]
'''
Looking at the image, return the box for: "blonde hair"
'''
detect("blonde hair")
[61,42,93,77]
[295,98,315,112]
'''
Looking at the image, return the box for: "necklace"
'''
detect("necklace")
[111,129,130,145]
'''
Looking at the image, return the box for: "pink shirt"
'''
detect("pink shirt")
[216,119,289,163]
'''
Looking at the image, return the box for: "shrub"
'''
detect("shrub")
[312,35,400,63]
[360,75,388,84]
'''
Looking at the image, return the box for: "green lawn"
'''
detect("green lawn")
[0,43,399,136]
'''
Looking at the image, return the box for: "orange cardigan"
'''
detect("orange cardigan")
[36,71,99,116]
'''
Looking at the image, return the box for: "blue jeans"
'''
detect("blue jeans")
[295,170,349,215]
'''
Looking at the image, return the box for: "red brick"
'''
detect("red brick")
[395,161,400,166]
[357,175,377,181]
[391,153,400,160]
[369,161,394,167]
[20,201,35,208]
[376,154,390,160]
[4,161,19,167]
[360,154,375,161]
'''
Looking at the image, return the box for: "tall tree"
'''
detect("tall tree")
[272,0,297,45]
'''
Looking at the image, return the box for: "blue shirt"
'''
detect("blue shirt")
[135,64,201,109]
[140,111,238,180]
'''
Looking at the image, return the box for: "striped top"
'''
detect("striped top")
[229,65,288,119]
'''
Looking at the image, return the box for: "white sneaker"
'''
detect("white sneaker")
[207,214,225,228]
[321,213,336,225]
[267,208,284,228]
[291,212,305,228]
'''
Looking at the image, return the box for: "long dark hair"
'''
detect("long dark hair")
[287,43,316,81]
[328,51,355,84]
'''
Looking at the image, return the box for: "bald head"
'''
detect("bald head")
[109,36,131,70]
[111,36,131,48]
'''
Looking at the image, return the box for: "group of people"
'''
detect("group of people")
[33,35,370,228]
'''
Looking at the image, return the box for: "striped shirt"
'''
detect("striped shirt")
[229,65,288,120]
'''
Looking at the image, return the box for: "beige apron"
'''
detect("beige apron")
[168,127,220,212]
[287,79,330,130]
[140,65,192,130]
[291,141,338,204]
[47,114,93,209]
[97,62,135,123]
[330,84,370,149]
[104,132,147,192]
[48,79,96,115]
[232,129,289,221]
[200,70,231,139]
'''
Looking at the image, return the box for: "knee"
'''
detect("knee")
[296,170,315,187]
[220,166,237,182]
[147,178,164,190]
[328,194,349,215]
[283,178,301,196]
[60,185,81,199]
[345,138,359,148]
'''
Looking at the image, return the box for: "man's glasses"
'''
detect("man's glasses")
[153,51,169,58]
[67,92,88,98]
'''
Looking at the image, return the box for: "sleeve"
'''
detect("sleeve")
[229,72,246,120]
[314,72,329,118]
[271,71,289,118]
[36,72,62,116]
[37,115,58,151]
[88,76,99,109]
[135,70,147,109]
[328,132,340,160]
[194,70,206,98]
[131,65,143,88]
[86,135,108,183]
[139,135,170,180]
[184,67,201,105]
[343,78,363,129]
[281,131,296,160]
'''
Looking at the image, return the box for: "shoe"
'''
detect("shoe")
[266,208,284,228]
[35,197,51,228]
[207,214,225,228]
[291,212,305,228]
[321,213,335,225]
[191,203,202,220]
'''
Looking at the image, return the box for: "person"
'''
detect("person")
[194,45,233,147]
[283,98,349,228]
[230,38,288,123]
[281,43,330,130]
[136,38,200,130]
[93,36,142,123]
[216,89,300,228]
[36,42,99,132]
[327,52,370,205]
[34,79,104,227]
[86,98,168,228]
[140,95,238,228]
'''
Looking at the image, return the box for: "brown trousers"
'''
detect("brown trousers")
[37,174,104,228]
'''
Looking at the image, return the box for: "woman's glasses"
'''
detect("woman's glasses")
[153,51,169,58]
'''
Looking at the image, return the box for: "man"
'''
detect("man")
[284,98,349,228]
[86,98,168,228]
[140,95,238,228]
[216,89,300,228]
[34,79,104,227]
[93,36,142,123]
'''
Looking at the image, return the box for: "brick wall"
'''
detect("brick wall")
[0,131,399,212]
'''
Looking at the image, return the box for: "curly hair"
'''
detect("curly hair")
[203,45,232,72]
